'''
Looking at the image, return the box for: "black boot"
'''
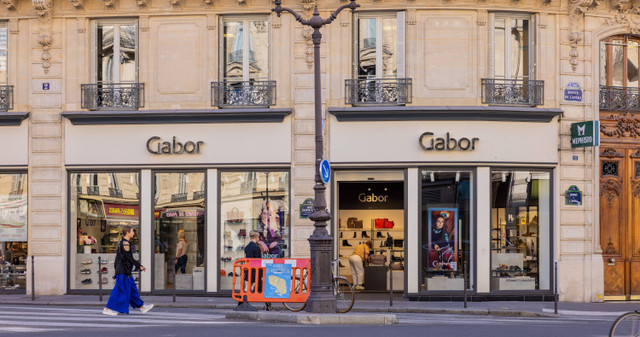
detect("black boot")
[343,239,352,247]
[362,231,369,238]
[377,231,383,238]
[353,232,357,238]
[339,261,345,268]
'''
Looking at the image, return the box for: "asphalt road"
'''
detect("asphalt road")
[0,305,619,337]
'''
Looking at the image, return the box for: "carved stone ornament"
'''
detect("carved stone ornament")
[604,10,640,34]
[601,112,640,138]
[170,0,180,6]
[69,0,83,8]
[203,0,212,5]
[237,0,245,4]
[601,178,622,205]
[600,148,625,158]
[136,0,147,7]
[605,237,617,255]
[568,0,603,71]
[33,0,53,74]
[301,0,315,70]
[2,0,16,10]
[103,0,114,8]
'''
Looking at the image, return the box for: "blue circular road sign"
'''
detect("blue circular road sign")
[319,159,331,184]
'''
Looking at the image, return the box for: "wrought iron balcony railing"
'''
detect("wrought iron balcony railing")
[345,78,412,106]
[0,85,13,111]
[599,85,640,112]
[87,186,100,195]
[193,190,205,200]
[211,80,276,107]
[109,188,123,198]
[171,193,188,203]
[81,83,145,110]
[481,78,544,106]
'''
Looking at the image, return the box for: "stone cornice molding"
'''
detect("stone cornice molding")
[33,0,53,74]
[568,0,603,71]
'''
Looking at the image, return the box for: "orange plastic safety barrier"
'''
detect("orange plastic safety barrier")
[232,258,311,303]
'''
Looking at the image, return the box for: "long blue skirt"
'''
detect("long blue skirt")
[106,274,144,314]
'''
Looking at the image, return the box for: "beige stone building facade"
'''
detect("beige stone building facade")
[0,0,633,302]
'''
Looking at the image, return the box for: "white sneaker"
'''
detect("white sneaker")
[140,304,154,314]
[102,307,118,316]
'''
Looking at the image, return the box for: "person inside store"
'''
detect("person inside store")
[174,230,188,274]
[103,226,153,316]
[429,214,454,268]
[257,205,282,258]
[244,230,271,311]
[349,240,372,290]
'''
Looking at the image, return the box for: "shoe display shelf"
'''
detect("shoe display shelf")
[220,219,247,284]
[0,264,26,291]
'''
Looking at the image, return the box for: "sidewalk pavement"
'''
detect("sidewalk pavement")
[1,292,638,319]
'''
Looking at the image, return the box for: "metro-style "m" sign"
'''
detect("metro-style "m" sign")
[570,121,599,148]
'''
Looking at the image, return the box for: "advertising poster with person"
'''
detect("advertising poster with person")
[427,208,458,271]
[0,196,27,242]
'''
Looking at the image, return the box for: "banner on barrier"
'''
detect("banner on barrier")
[264,263,292,299]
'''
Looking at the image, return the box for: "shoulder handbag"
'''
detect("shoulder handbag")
[369,253,387,265]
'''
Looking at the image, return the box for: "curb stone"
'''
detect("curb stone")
[226,311,397,325]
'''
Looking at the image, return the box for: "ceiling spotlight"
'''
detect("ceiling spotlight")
[455,172,460,182]
[501,173,506,183]
[430,172,435,182]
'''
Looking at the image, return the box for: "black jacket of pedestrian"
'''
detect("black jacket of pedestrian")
[115,238,141,277]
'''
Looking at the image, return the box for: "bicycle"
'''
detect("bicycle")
[283,258,355,313]
[610,311,640,337]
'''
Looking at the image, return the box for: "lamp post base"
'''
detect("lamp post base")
[305,235,335,313]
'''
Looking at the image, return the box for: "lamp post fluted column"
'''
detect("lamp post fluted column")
[272,0,359,313]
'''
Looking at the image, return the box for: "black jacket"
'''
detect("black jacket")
[115,239,141,276]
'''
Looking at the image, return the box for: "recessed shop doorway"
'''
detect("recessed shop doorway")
[334,171,405,292]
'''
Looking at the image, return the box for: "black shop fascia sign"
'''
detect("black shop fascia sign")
[338,181,404,210]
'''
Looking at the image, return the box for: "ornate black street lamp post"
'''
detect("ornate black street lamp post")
[272,0,359,313]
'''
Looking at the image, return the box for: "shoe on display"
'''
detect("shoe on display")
[362,231,369,238]
[98,257,109,264]
[98,267,108,274]
[99,277,108,284]
[103,307,118,316]
[81,259,92,265]
[80,269,91,274]
[377,231,383,238]
[339,232,343,238]
[109,229,119,234]
[265,303,273,311]
[140,304,154,314]
[353,232,357,238]
[354,285,365,290]
[339,262,345,268]
[342,240,352,247]
[81,278,92,284]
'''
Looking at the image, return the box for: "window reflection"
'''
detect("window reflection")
[0,173,27,292]
[0,24,7,84]
[97,22,137,83]
[492,15,531,80]
[357,16,397,78]
[219,171,290,290]
[222,19,269,82]
[154,172,205,291]
[69,172,140,290]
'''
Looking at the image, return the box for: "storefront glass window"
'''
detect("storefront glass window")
[219,171,289,290]
[69,172,140,290]
[490,170,551,291]
[0,173,27,292]
[154,172,206,291]
[420,170,473,291]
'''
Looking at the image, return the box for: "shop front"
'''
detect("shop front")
[63,110,291,294]
[0,112,29,293]
[328,107,561,299]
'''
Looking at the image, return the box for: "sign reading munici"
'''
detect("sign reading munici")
[570,121,600,148]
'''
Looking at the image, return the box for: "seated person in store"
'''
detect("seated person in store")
[174,230,188,274]
[429,214,454,268]
[257,206,282,257]
[348,241,372,290]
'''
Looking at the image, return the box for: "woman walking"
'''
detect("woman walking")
[103,226,153,316]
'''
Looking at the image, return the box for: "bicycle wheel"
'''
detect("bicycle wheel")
[334,277,355,313]
[283,280,307,312]
[610,311,640,337]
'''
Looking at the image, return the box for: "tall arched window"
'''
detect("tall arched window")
[600,36,640,111]
[601,36,640,87]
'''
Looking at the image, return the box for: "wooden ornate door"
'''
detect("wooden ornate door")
[600,147,640,300]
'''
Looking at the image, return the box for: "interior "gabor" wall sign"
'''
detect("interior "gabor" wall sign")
[419,132,479,151]
[146,136,204,154]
